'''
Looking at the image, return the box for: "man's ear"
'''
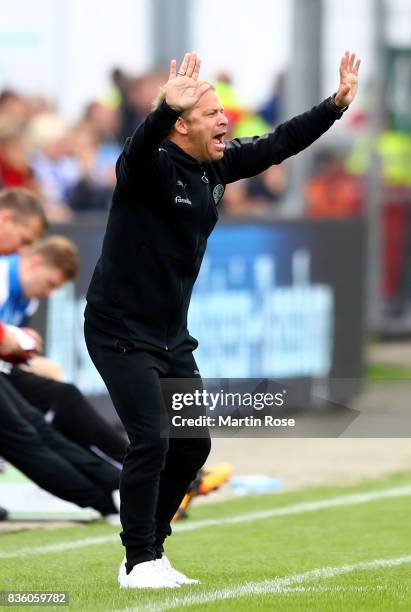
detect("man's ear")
[174,116,189,136]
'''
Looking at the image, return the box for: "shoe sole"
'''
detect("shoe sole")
[119,582,180,589]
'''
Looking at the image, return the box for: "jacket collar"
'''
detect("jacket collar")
[161,139,204,169]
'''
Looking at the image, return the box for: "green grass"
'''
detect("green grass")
[1,472,411,611]
[366,362,411,380]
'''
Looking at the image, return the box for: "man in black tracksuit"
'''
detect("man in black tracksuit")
[84,51,361,588]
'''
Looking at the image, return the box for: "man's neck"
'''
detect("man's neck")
[168,134,200,162]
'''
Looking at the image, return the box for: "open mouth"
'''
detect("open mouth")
[212,132,226,151]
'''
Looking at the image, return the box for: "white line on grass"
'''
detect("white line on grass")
[173,484,411,533]
[281,585,387,593]
[0,535,117,559]
[1,484,411,560]
[127,554,411,612]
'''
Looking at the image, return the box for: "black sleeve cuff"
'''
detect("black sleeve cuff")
[158,99,182,120]
[326,93,348,117]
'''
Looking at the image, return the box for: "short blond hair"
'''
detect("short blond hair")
[27,235,79,280]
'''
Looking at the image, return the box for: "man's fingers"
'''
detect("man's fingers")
[185,52,197,78]
[340,51,349,75]
[349,52,357,70]
[178,52,191,76]
[169,59,177,80]
[340,51,360,78]
[192,56,202,81]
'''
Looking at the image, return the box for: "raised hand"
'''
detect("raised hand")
[165,52,211,113]
[334,51,361,108]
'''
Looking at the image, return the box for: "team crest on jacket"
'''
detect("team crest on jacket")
[213,184,225,204]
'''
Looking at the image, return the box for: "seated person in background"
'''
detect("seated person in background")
[0,187,46,254]
[0,235,78,325]
[0,195,120,519]
[0,324,121,521]
[0,235,127,466]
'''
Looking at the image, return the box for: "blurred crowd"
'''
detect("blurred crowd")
[2,64,411,312]
[0,66,368,222]
[2,64,411,225]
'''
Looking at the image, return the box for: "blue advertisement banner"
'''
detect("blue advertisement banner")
[37,217,365,412]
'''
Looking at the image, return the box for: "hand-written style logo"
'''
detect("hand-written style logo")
[177,180,187,189]
[175,196,192,206]
[213,184,225,204]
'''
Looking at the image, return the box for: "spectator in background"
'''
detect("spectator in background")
[222,164,287,217]
[28,96,54,120]
[0,188,46,254]
[0,90,30,128]
[0,234,127,466]
[0,235,79,325]
[0,122,39,192]
[258,72,286,126]
[110,67,136,145]
[83,101,121,160]
[305,150,363,218]
[214,70,287,216]
[0,190,120,521]
[112,69,168,145]
[247,164,287,210]
[0,362,121,522]
[26,113,81,222]
[0,185,45,522]
[68,123,116,212]
[214,72,271,139]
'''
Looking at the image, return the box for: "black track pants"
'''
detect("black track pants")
[7,368,127,466]
[0,375,119,515]
[84,321,211,571]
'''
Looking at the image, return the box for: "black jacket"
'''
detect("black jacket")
[85,97,345,350]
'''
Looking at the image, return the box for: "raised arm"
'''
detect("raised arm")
[217,51,361,184]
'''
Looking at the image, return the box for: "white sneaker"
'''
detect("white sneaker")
[118,559,180,589]
[112,489,120,511]
[105,513,121,526]
[103,490,121,526]
[156,555,200,585]
[118,557,126,584]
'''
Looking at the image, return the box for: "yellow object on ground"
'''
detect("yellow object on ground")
[173,463,234,521]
